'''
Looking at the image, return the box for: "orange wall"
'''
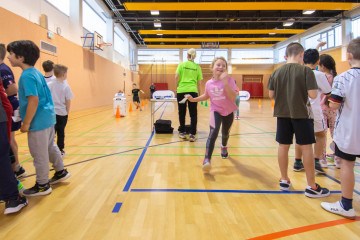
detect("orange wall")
[0,7,139,112]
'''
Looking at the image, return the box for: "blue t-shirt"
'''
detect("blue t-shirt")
[0,63,18,103]
[18,67,55,131]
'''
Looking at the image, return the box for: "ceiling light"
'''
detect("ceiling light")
[283,18,295,27]
[269,33,276,35]
[151,10,159,15]
[156,33,163,36]
[154,20,161,28]
[303,10,315,15]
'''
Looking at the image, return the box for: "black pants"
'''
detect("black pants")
[0,122,19,201]
[205,111,234,160]
[54,115,68,151]
[177,92,198,135]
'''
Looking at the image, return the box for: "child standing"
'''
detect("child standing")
[321,38,360,219]
[318,54,340,167]
[186,57,237,172]
[47,64,74,156]
[7,40,70,197]
[267,42,330,198]
[132,83,144,111]
[42,60,56,83]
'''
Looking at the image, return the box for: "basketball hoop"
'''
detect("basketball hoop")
[201,41,220,50]
[98,42,112,50]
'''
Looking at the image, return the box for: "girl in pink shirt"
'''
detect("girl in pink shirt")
[318,54,340,168]
[187,57,238,172]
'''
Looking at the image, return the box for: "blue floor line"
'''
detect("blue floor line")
[122,103,168,192]
[112,202,122,213]
[130,189,342,194]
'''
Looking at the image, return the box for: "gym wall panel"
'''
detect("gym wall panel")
[0,7,138,112]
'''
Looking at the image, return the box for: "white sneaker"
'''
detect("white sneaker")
[321,201,356,219]
[320,159,328,168]
[335,159,341,169]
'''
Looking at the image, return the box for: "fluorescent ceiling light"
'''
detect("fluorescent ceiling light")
[269,33,276,35]
[156,33,163,36]
[283,19,295,27]
[154,22,162,27]
[303,10,315,15]
[151,10,159,15]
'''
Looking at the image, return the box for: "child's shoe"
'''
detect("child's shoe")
[202,159,211,172]
[14,166,27,179]
[23,182,52,197]
[189,134,197,142]
[4,196,28,215]
[49,169,71,185]
[321,201,355,219]
[305,183,330,198]
[221,146,228,159]
[179,132,187,140]
[335,158,341,169]
[326,154,335,162]
[320,159,328,168]
[293,161,304,171]
[279,178,291,191]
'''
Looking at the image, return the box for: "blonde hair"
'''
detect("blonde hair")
[187,48,196,61]
[53,64,68,77]
[210,57,228,69]
[347,37,360,60]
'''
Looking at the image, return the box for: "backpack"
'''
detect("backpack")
[154,120,174,134]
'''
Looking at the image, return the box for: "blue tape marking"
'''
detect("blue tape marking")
[123,103,168,192]
[326,174,360,196]
[130,189,342,194]
[112,202,122,213]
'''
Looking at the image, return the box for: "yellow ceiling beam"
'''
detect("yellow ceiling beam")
[139,29,305,35]
[124,2,360,11]
[146,44,274,48]
[143,37,287,42]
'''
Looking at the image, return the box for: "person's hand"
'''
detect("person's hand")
[220,72,229,85]
[185,94,194,102]
[20,123,30,133]
[316,41,326,50]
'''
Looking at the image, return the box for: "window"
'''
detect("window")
[278,47,286,63]
[231,50,273,64]
[305,26,341,51]
[114,27,126,55]
[182,49,228,64]
[46,0,70,16]
[138,49,180,64]
[82,0,107,42]
[352,17,360,39]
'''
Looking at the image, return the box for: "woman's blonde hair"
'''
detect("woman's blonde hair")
[210,57,228,69]
[187,48,196,61]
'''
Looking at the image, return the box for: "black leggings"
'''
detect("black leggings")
[177,92,198,135]
[205,111,234,160]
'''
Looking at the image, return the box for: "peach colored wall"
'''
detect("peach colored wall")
[0,7,139,112]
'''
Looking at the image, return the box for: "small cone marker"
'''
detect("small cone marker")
[205,100,208,107]
[258,99,262,106]
[115,106,121,118]
[145,99,148,105]
[271,99,274,108]
[141,100,144,107]
[129,104,133,112]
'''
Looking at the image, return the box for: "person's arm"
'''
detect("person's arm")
[269,90,275,99]
[65,99,71,114]
[140,89,145,94]
[186,93,209,102]
[308,89,318,99]
[220,73,237,101]
[21,95,39,132]
[5,83,18,96]
[175,73,180,87]
[316,42,326,50]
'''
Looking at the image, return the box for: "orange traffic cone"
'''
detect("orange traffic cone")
[129,103,133,112]
[141,100,144,107]
[115,106,121,118]
[258,99,262,106]
[271,99,274,108]
[145,99,148,105]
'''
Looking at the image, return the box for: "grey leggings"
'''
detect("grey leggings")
[205,111,234,160]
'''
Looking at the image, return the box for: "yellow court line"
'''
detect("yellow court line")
[124,2,360,11]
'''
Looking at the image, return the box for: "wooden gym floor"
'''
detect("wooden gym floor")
[0,99,359,239]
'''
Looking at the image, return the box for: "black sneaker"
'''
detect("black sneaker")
[293,161,304,172]
[49,169,71,185]
[23,182,52,197]
[61,151,66,157]
[4,196,28,214]
[14,166,27,178]
[315,162,326,174]
[189,134,197,142]
[305,183,330,198]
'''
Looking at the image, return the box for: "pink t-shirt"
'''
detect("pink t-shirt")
[205,77,238,116]
[320,73,333,111]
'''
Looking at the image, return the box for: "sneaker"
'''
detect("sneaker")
[326,154,335,162]
[14,166,27,178]
[17,180,24,194]
[335,159,341,169]
[320,159,328,168]
[321,201,356,220]
[279,178,291,191]
[49,169,71,185]
[305,183,330,198]
[179,132,187,140]
[4,196,28,214]
[202,159,211,172]
[61,151,66,157]
[23,182,52,197]
[189,134,197,142]
[235,116,240,120]
[293,161,304,172]
[221,146,228,159]
[315,161,326,174]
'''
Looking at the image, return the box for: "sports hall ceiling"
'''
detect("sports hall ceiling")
[100,1,360,48]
